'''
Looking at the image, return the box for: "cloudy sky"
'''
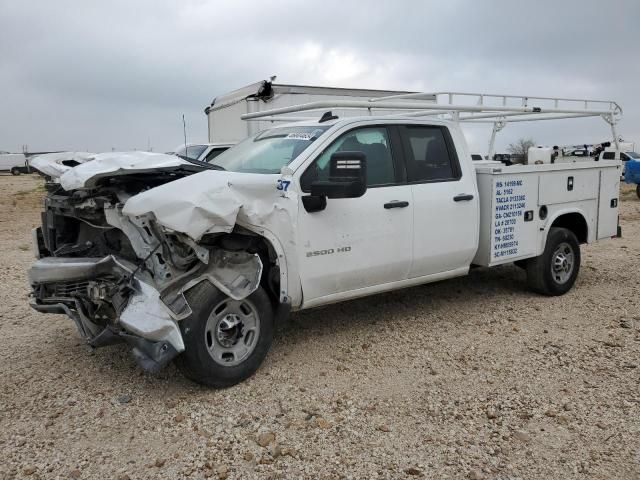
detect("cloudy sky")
[1,0,638,154]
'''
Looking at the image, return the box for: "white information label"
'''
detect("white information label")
[492,178,527,260]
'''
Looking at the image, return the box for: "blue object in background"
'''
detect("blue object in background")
[624,159,640,184]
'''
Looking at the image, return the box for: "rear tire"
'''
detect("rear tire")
[10,167,20,176]
[176,281,274,388]
[636,184,640,199]
[526,227,580,296]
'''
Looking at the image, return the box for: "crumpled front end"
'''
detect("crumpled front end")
[28,166,274,372]
[29,255,185,370]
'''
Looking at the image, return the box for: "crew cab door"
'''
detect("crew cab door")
[397,125,479,277]
[297,126,413,304]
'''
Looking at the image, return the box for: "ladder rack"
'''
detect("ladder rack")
[239,90,623,153]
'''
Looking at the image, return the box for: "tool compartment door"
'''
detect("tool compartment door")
[538,170,598,205]
[474,171,539,267]
[597,167,620,239]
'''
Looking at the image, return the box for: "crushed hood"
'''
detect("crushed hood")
[60,152,190,190]
[30,151,96,179]
[123,171,292,241]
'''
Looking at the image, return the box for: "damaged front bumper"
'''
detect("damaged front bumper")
[29,256,185,371]
[28,250,264,372]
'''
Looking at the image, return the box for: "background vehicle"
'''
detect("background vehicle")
[569,148,590,157]
[0,153,30,175]
[173,143,234,163]
[28,90,623,388]
[598,145,637,162]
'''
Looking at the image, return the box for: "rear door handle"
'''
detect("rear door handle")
[453,194,474,202]
[384,200,409,209]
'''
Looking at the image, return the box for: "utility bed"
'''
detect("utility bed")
[473,161,621,267]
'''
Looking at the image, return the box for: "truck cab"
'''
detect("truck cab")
[599,149,638,162]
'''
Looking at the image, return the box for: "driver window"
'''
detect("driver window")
[301,127,394,191]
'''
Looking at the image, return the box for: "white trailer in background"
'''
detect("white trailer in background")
[204,79,436,144]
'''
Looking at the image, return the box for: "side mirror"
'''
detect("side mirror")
[312,151,367,198]
[303,152,367,213]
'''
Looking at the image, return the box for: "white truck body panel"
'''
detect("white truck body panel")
[473,161,620,267]
[0,153,27,171]
[206,81,435,144]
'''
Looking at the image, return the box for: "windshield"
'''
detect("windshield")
[626,151,639,159]
[211,126,330,174]
[175,144,208,160]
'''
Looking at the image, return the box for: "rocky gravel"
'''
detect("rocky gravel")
[0,174,638,479]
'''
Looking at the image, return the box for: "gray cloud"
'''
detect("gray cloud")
[1,0,638,153]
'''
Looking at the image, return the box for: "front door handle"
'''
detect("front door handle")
[384,200,409,209]
[453,194,474,202]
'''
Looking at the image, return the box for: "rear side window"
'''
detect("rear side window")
[602,151,616,160]
[400,126,461,182]
[205,148,227,163]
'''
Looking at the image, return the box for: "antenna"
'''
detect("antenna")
[182,114,188,157]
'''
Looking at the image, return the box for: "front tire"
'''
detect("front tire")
[526,227,580,296]
[176,281,274,388]
[10,167,20,175]
[636,184,640,199]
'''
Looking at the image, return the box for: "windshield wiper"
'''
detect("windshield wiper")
[176,154,226,171]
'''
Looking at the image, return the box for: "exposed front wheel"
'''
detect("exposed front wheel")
[10,167,21,176]
[176,282,274,388]
[526,227,581,296]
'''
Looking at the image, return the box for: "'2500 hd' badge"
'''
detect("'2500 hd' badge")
[306,246,351,257]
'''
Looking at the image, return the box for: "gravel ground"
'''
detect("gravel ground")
[0,174,638,480]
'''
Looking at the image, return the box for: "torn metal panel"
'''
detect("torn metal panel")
[121,170,301,305]
[203,249,263,300]
[30,151,96,179]
[159,249,263,320]
[122,171,248,240]
[122,170,295,240]
[119,281,185,352]
[60,151,190,190]
[28,255,137,285]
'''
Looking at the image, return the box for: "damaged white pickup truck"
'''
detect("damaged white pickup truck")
[29,106,622,387]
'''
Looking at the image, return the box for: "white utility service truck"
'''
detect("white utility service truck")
[29,90,622,387]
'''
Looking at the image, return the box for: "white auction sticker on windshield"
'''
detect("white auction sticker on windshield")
[286,132,313,140]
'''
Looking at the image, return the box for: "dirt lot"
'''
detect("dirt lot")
[0,174,638,480]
